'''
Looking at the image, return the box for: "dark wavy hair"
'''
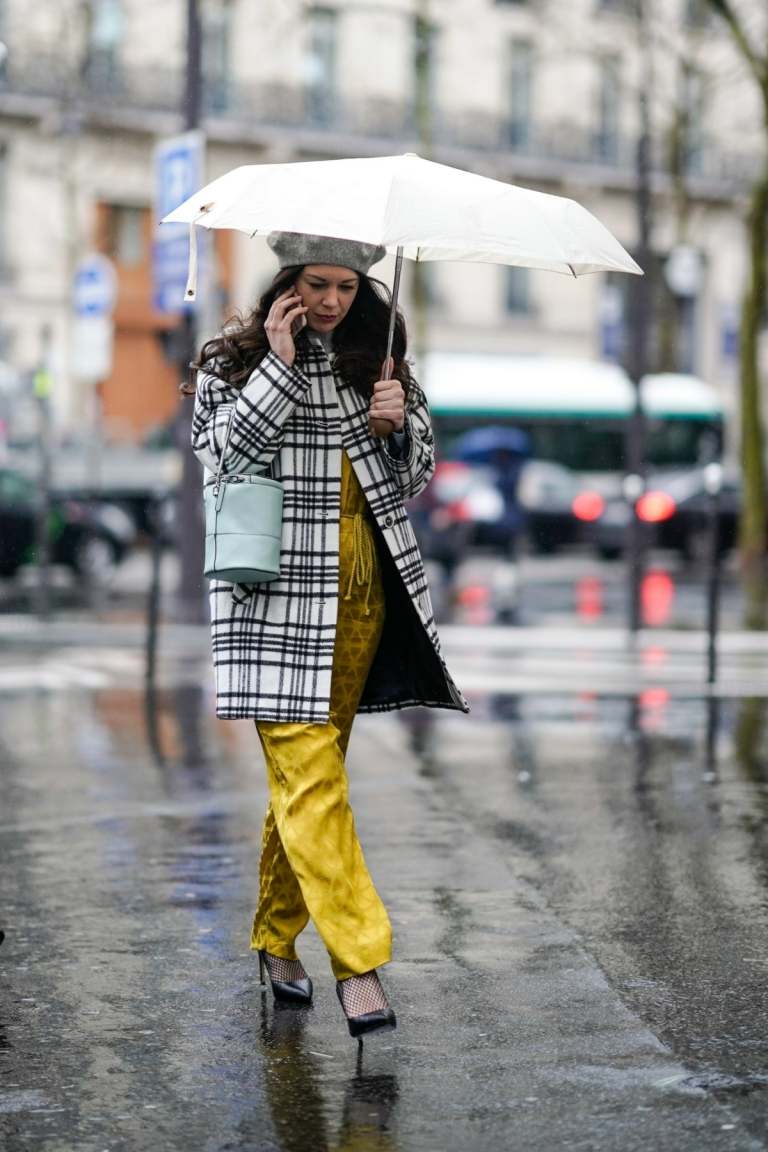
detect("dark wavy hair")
[184,266,418,403]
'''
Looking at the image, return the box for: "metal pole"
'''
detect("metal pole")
[411,0,432,367]
[175,0,206,624]
[625,0,653,638]
[384,247,405,369]
[185,0,203,130]
[704,696,719,780]
[144,493,168,766]
[145,495,163,692]
[704,462,723,686]
[33,328,54,621]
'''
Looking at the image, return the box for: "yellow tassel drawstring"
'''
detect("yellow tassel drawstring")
[344,513,375,616]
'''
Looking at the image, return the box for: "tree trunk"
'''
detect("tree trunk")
[738,164,768,629]
[735,697,767,774]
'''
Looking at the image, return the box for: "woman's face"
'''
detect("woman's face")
[294,265,360,332]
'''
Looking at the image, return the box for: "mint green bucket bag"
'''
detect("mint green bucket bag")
[203,410,283,584]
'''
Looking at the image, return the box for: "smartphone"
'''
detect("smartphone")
[291,285,307,337]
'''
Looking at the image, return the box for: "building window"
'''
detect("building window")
[595,0,637,14]
[684,0,711,28]
[105,204,145,267]
[304,7,337,126]
[0,142,8,278]
[595,55,621,163]
[412,262,442,312]
[505,265,531,314]
[203,0,233,114]
[84,0,124,94]
[507,39,533,150]
[412,15,438,135]
[0,1,7,82]
[682,65,706,174]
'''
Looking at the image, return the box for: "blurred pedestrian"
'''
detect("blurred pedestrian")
[188,232,467,1041]
[490,447,528,559]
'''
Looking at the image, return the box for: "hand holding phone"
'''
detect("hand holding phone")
[264,288,308,367]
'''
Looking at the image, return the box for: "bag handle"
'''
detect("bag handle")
[213,406,275,492]
[213,407,235,495]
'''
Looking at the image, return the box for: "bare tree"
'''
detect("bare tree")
[707,0,768,628]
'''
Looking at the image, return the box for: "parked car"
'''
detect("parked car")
[573,466,740,561]
[411,457,584,571]
[518,459,585,553]
[0,467,137,586]
[409,460,500,575]
[7,435,180,536]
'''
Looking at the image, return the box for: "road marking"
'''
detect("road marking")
[442,624,768,654]
[0,665,109,690]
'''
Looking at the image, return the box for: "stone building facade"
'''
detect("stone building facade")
[0,0,761,440]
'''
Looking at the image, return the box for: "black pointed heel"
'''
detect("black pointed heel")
[258,949,313,1006]
[336,980,397,1041]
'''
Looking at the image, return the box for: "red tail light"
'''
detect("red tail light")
[457,584,490,606]
[572,491,605,522]
[636,491,676,523]
[447,499,472,522]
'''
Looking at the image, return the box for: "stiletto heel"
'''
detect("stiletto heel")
[336,971,396,1040]
[257,948,313,1006]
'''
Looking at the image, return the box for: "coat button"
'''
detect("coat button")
[384,514,394,527]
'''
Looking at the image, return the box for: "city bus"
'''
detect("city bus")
[420,353,724,473]
[419,353,725,554]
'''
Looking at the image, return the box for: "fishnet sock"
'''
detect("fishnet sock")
[262,952,308,984]
[338,970,388,1017]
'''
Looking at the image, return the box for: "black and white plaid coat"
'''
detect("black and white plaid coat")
[192,335,468,722]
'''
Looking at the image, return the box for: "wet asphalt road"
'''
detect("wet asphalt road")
[1,630,768,1151]
[0,545,748,632]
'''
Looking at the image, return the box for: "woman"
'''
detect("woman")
[190,231,467,1041]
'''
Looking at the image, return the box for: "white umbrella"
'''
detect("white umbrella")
[163,152,642,365]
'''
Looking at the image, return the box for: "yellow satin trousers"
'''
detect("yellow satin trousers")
[250,453,392,981]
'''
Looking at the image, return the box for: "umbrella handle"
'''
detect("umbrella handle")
[384,246,404,371]
[369,245,403,436]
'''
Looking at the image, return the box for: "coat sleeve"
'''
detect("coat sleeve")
[191,350,312,475]
[383,381,435,501]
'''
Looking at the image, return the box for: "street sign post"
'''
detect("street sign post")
[154,124,208,624]
[73,253,117,317]
[153,131,205,314]
[72,253,117,494]
[72,253,117,382]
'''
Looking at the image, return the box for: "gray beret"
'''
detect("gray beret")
[267,231,386,276]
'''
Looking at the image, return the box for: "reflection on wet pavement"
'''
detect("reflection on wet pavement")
[1,670,767,1149]
[257,1000,400,1152]
[446,552,745,632]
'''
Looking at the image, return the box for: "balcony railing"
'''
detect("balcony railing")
[0,53,759,191]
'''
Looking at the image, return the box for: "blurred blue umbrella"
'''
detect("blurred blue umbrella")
[454,425,531,463]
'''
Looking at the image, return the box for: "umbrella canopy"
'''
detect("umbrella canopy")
[454,425,531,462]
[164,152,641,279]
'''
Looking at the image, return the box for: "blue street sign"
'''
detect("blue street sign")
[598,282,625,364]
[721,304,739,363]
[153,131,204,314]
[73,254,117,317]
